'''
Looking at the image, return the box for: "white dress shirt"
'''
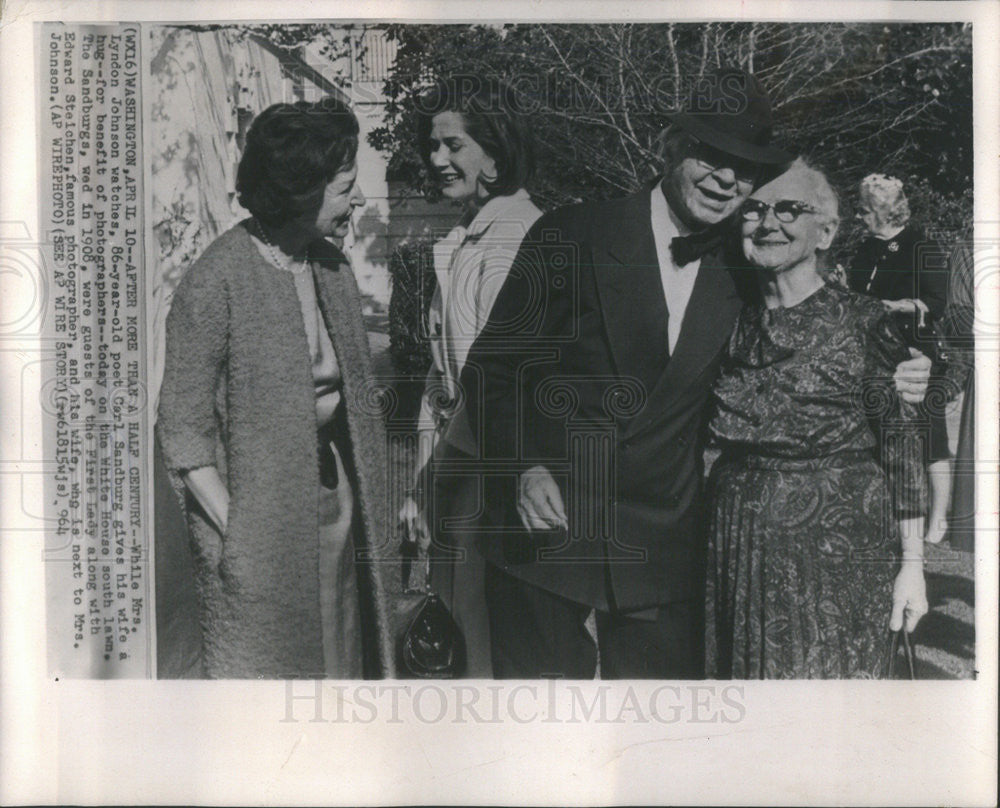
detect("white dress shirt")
[650,184,702,354]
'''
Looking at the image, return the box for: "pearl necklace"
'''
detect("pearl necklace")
[252,218,310,274]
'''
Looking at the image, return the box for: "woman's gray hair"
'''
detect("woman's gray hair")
[858,173,911,228]
[786,157,840,225]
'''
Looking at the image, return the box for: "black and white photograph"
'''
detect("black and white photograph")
[1,1,996,805]
[145,18,977,682]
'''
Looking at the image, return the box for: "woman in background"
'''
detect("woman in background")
[158,97,394,678]
[398,78,541,677]
[707,159,928,679]
[847,174,952,544]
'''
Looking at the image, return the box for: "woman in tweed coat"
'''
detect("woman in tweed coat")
[157,98,395,679]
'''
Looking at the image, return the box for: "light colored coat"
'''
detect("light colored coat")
[157,222,395,678]
[415,190,542,471]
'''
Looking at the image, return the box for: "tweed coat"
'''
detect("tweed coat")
[157,221,395,678]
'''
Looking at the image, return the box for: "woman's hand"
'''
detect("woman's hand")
[890,560,928,633]
[891,516,928,633]
[399,495,431,552]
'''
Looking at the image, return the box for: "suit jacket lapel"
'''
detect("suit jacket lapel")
[591,190,670,396]
[622,246,744,437]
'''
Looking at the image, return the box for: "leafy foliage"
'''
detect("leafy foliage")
[369,22,972,213]
[387,240,437,377]
[370,22,973,371]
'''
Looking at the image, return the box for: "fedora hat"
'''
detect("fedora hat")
[668,68,792,165]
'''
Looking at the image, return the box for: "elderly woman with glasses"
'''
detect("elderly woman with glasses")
[705,159,928,679]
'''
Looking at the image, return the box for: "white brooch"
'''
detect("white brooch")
[888,241,900,252]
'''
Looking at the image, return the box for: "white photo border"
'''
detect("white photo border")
[1,1,996,805]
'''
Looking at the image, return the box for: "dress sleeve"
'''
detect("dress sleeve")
[155,257,229,475]
[863,309,928,519]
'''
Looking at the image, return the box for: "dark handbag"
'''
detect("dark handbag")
[393,539,466,678]
[891,309,951,369]
[884,629,917,680]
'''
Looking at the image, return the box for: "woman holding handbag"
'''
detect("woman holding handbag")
[706,160,928,679]
[398,78,541,677]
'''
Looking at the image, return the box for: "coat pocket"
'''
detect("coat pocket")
[186,491,226,574]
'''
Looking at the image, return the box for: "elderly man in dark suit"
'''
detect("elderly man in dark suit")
[458,70,930,679]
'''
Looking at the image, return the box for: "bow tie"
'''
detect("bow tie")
[670,230,723,266]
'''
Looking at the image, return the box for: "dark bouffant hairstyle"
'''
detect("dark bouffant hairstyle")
[415,77,535,198]
[236,96,359,227]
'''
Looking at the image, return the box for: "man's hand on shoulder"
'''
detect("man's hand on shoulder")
[894,348,931,404]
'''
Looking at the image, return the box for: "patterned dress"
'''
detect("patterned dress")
[705,283,923,679]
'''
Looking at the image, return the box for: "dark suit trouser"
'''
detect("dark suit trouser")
[427,441,493,678]
[485,563,704,679]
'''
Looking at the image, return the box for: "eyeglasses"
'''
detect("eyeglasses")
[740,199,819,223]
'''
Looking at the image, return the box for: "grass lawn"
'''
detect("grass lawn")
[910,541,976,679]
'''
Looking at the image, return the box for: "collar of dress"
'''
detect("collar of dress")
[462,187,533,242]
[445,188,531,244]
[433,188,533,280]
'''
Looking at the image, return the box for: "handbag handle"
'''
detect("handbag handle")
[400,536,431,593]
[887,628,917,679]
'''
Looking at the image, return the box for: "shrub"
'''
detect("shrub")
[388,239,437,377]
